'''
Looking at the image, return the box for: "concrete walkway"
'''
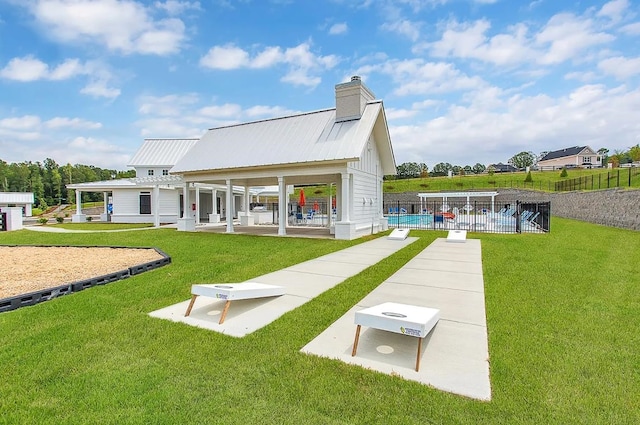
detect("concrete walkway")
[301,237,491,401]
[149,236,418,337]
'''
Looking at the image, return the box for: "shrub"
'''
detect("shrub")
[313,189,323,195]
[56,216,64,223]
[385,185,395,190]
[488,180,496,186]
[560,167,568,178]
[455,182,464,187]
[38,217,48,225]
[86,216,93,222]
[419,183,429,188]
[524,171,533,183]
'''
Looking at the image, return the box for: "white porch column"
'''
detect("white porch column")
[327,184,332,228]
[195,185,201,224]
[226,179,234,233]
[278,176,286,236]
[341,173,350,222]
[334,173,356,240]
[153,185,160,227]
[75,190,82,215]
[177,183,195,231]
[182,184,188,218]
[240,184,254,226]
[209,189,220,223]
[72,189,86,223]
[100,191,109,222]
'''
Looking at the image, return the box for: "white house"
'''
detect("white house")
[171,76,396,240]
[537,146,602,170]
[67,139,247,226]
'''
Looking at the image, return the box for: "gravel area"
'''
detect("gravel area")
[0,246,165,299]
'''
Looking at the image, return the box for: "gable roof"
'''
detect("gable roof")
[539,146,590,162]
[128,138,199,168]
[489,163,517,172]
[171,101,395,175]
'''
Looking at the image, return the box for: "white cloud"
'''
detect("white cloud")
[597,0,629,23]
[200,44,250,69]
[138,94,199,116]
[198,103,243,118]
[598,56,640,79]
[380,19,421,41]
[329,22,348,35]
[535,13,614,65]
[0,56,50,81]
[200,42,339,88]
[45,117,103,129]
[1,56,120,99]
[620,22,640,35]
[154,0,201,15]
[389,84,640,167]
[385,107,418,120]
[0,115,41,131]
[28,0,187,55]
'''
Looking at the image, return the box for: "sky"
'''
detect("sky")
[1,0,639,172]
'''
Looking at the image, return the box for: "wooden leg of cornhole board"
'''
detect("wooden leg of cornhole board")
[184,295,198,317]
[351,325,362,357]
[415,338,423,372]
[218,300,232,324]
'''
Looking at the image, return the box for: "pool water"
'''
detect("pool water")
[386,214,434,226]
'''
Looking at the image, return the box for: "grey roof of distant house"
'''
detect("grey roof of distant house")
[539,146,587,162]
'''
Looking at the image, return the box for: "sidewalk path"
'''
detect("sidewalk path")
[301,237,491,400]
[149,236,418,337]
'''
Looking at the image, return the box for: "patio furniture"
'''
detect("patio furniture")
[351,302,440,371]
[185,282,285,324]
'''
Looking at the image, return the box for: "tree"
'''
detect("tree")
[508,151,535,169]
[524,171,533,183]
[430,162,452,177]
[560,166,568,178]
[472,163,486,174]
[396,162,421,179]
[629,144,640,162]
[597,147,609,167]
[463,165,473,175]
[418,163,429,178]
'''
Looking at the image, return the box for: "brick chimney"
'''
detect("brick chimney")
[335,76,375,122]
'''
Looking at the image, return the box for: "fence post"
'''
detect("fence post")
[629,167,632,187]
[617,169,620,187]
[607,172,610,188]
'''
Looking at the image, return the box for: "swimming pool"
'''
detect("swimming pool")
[385,214,434,226]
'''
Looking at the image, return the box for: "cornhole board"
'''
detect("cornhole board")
[185,282,285,324]
[351,302,440,371]
[446,229,467,243]
[388,228,410,240]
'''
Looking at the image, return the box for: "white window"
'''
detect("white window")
[162,169,169,176]
[148,169,154,176]
[582,157,592,164]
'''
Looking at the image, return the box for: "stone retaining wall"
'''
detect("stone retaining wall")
[384,189,640,231]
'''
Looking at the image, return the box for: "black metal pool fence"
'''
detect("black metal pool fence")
[383,200,551,234]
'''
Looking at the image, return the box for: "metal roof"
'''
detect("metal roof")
[0,192,35,204]
[539,146,588,162]
[128,138,199,167]
[171,101,395,174]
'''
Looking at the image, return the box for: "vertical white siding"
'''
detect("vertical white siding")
[348,135,383,234]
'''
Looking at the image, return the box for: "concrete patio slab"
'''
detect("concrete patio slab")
[301,238,491,401]
[149,237,418,337]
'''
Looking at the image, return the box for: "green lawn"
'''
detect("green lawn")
[0,221,638,424]
[51,223,154,231]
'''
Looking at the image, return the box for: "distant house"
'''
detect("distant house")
[487,163,518,173]
[537,146,602,170]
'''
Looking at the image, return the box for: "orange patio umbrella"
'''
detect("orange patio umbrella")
[298,189,306,210]
[313,201,319,212]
